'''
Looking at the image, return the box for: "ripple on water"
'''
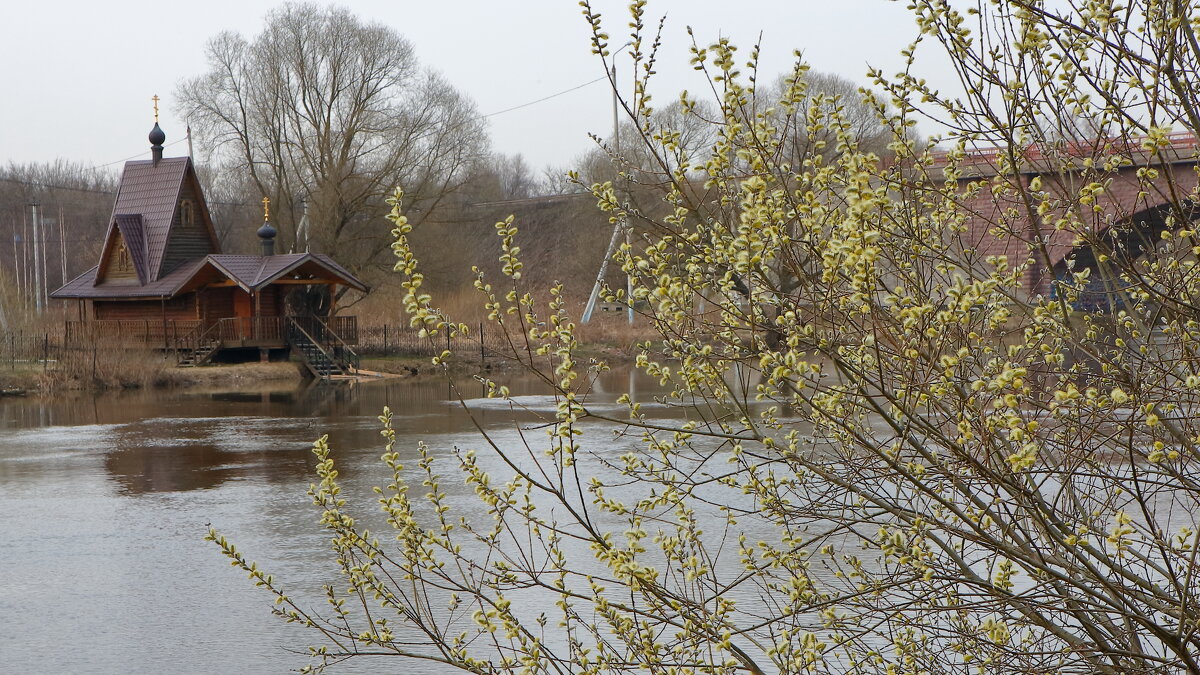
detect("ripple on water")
[0,423,122,460]
[452,393,668,414]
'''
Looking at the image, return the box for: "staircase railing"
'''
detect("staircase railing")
[174,321,223,366]
[308,315,360,372]
[286,317,343,379]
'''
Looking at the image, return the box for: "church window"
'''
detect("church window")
[181,199,195,228]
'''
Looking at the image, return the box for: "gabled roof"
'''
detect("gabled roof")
[53,146,368,301]
[94,157,220,284]
[51,253,368,299]
[114,214,149,284]
[208,253,369,293]
[53,258,209,299]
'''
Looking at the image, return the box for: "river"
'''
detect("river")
[0,368,691,674]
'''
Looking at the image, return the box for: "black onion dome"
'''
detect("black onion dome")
[257,221,278,240]
[148,122,166,146]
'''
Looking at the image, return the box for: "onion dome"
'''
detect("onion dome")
[149,122,166,147]
[257,221,278,241]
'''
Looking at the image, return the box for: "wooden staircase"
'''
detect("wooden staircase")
[175,323,222,368]
[287,317,358,380]
[169,316,359,378]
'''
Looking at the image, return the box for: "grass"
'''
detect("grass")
[39,341,173,391]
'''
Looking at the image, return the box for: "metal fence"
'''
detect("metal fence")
[0,331,65,369]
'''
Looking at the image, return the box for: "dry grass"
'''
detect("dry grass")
[157,361,304,388]
[41,340,173,391]
[573,312,658,363]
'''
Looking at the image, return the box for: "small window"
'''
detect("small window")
[181,199,195,228]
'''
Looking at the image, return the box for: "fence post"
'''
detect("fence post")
[43,333,49,371]
[383,324,389,355]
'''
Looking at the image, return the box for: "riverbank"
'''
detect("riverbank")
[0,365,40,397]
[0,336,640,396]
[0,361,308,397]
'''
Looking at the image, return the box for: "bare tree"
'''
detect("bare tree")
[0,161,117,319]
[568,99,720,189]
[468,153,549,202]
[762,70,897,165]
[176,3,490,291]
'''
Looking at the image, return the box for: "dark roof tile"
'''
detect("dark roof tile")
[105,157,190,281]
[53,259,208,299]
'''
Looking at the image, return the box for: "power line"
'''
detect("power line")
[0,177,115,195]
[82,76,609,171]
[90,138,189,169]
[481,75,608,119]
[1,74,610,201]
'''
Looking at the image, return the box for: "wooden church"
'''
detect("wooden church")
[52,119,368,375]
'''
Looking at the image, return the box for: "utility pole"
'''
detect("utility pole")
[296,199,310,253]
[20,210,29,311]
[30,204,44,313]
[58,205,66,288]
[12,230,22,311]
[582,54,635,325]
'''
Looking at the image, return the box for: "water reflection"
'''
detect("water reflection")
[104,417,315,495]
[0,368,741,673]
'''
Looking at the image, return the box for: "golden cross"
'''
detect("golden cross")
[262,196,271,221]
[152,94,160,123]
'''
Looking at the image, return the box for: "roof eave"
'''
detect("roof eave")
[255,255,369,293]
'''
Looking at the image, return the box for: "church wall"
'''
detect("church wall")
[100,233,139,284]
[93,295,198,321]
[198,286,286,321]
[201,287,236,323]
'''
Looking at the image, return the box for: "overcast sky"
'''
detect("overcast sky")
[0,1,933,175]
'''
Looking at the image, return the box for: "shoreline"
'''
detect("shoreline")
[0,345,635,397]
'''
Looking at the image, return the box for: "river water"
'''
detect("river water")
[0,369,688,674]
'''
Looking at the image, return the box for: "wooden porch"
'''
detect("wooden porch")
[65,315,359,350]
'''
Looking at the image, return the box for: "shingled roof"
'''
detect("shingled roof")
[52,253,367,299]
[99,157,200,282]
[53,134,367,301]
[53,258,209,299]
[207,253,367,292]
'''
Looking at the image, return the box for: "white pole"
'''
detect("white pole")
[59,205,66,288]
[39,206,48,311]
[30,204,43,313]
[582,58,636,325]
[20,210,28,311]
[581,221,625,323]
[13,228,22,311]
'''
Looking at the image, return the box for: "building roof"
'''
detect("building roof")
[51,253,367,299]
[102,157,196,282]
[53,141,367,301]
[53,258,208,299]
[207,253,368,293]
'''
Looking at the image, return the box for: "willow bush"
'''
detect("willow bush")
[213,1,1200,672]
